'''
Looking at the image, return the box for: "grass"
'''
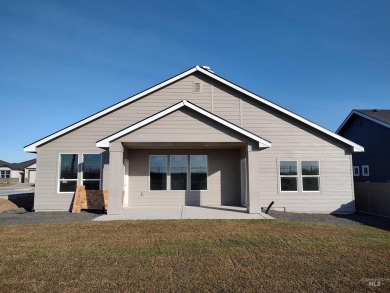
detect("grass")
[0,220,389,292]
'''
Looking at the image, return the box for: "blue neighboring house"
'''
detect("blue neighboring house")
[337,109,390,183]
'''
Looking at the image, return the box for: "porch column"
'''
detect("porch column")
[107,142,124,215]
[247,144,261,213]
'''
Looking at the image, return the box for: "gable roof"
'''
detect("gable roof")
[96,100,271,148]
[16,159,36,169]
[0,160,13,169]
[0,159,36,170]
[337,109,390,133]
[24,65,364,152]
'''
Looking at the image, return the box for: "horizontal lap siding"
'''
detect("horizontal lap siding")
[212,84,241,125]
[117,108,244,143]
[34,74,213,211]
[213,86,354,212]
[34,71,354,212]
[240,97,354,213]
[339,115,390,182]
[128,149,240,206]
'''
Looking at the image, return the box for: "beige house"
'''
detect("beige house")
[0,159,36,184]
[24,66,363,214]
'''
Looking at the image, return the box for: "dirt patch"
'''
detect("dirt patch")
[0,198,18,212]
[0,183,14,187]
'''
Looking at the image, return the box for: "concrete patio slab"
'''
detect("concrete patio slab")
[93,205,274,221]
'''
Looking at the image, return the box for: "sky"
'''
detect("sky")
[1,0,389,162]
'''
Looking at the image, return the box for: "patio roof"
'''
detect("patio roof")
[96,100,272,148]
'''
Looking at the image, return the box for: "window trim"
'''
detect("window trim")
[57,153,79,194]
[148,154,208,191]
[279,160,299,192]
[81,153,102,190]
[301,160,320,193]
[353,166,360,176]
[362,165,370,176]
[278,160,321,193]
[149,155,168,191]
[190,155,208,191]
[0,170,11,178]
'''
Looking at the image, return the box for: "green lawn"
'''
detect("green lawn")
[0,220,389,292]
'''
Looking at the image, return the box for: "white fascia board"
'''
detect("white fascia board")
[24,67,199,152]
[25,64,363,153]
[96,100,271,148]
[195,66,364,152]
[337,110,390,133]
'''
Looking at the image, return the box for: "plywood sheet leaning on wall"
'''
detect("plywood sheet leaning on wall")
[103,190,109,210]
[71,186,86,213]
[71,186,108,213]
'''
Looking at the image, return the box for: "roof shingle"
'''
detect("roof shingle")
[0,159,36,170]
[355,109,390,125]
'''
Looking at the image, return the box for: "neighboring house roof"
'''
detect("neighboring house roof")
[0,160,13,169]
[96,100,272,148]
[24,65,364,152]
[16,159,37,170]
[0,159,36,170]
[337,109,390,133]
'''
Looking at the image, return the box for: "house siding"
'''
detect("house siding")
[338,114,390,183]
[114,108,250,144]
[0,167,21,184]
[34,71,355,213]
[127,149,240,206]
[238,98,355,213]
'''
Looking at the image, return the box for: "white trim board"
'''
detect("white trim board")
[96,100,272,148]
[24,65,364,152]
[336,110,390,133]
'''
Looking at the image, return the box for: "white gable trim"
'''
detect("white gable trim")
[96,100,272,148]
[24,67,199,152]
[25,65,363,152]
[336,110,390,133]
[195,67,364,152]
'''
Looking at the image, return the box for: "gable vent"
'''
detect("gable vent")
[193,82,202,93]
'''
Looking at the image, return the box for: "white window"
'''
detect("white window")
[0,170,11,178]
[150,155,167,190]
[353,166,360,176]
[149,155,208,191]
[82,154,102,190]
[190,155,208,190]
[362,165,369,176]
[301,161,320,192]
[170,155,187,190]
[279,161,298,192]
[58,154,78,193]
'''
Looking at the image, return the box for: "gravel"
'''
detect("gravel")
[1,209,389,231]
[0,211,101,226]
[268,210,390,231]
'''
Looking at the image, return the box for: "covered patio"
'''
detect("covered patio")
[93,205,274,221]
[96,101,272,216]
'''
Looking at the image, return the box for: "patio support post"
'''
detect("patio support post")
[247,145,261,213]
[107,142,124,215]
